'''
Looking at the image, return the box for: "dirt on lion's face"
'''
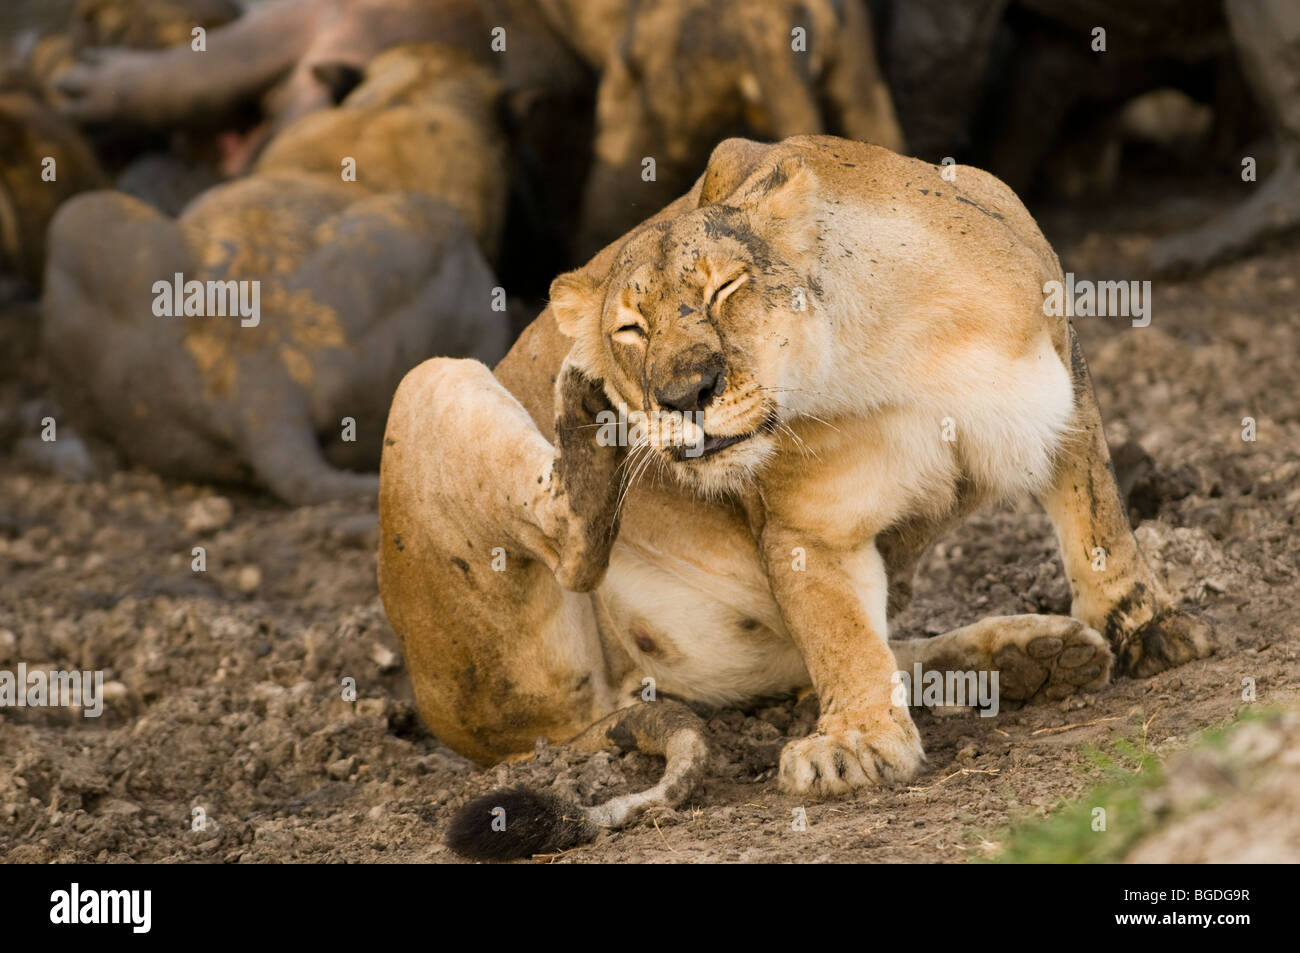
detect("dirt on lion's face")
[553,203,834,495]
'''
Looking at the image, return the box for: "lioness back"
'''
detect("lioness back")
[772,134,1068,363]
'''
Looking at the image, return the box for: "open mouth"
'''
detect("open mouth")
[699,432,749,456]
[670,412,779,461]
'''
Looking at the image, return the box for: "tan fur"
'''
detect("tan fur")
[535,0,903,256]
[378,136,1212,797]
[0,92,106,286]
[50,0,488,151]
[255,43,507,260]
[25,0,242,102]
[2,0,241,288]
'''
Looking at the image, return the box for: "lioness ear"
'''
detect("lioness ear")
[697,137,771,207]
[548,270,603,340]
[741,155,818,222]
[739,155,820,248]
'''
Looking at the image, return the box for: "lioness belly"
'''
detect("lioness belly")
[595,501,810,706]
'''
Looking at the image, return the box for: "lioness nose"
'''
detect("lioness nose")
[656,363,725,414]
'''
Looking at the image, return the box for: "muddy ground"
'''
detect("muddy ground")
[1,169,1297,863]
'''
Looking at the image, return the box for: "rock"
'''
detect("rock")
[6,538,43,566]
[236,565,262,593]
[1126,713,1300,863]
[14,434,96,481]
[98,798,141,817]
[369,643,398,672]
[327,757,358,780]
[252,826,295,851]
[417,752,464,775]
[184,496,233,535]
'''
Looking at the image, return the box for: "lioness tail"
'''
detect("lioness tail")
[446,700,710,861]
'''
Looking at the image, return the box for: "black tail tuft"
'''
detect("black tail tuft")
[445,786,598,861]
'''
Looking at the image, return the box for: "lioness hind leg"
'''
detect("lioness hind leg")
[379,357,627,763]
[1036,330,1214,676]
[891,615,1112,707]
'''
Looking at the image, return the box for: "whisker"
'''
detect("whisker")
[756,383,854,420]
[776,420,816,461]
[611,442,648,527]
[622,443,656,514]
[797,412,841,434]
[777,420,820,462]
[614,438,648,478]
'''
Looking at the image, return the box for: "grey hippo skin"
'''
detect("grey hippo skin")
[42,43,510,505]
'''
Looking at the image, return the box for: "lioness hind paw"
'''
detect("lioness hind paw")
[992,619,1113,703]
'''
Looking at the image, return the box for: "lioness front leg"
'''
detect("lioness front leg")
[1038,330,1214,676]
[760,529,924,796]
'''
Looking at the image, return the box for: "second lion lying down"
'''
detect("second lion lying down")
[377,135,1214,860]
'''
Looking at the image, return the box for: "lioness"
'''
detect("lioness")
[377,136,1214,860]
[524,0,903,258]
[53,0,486,169]
[26,0,242,102]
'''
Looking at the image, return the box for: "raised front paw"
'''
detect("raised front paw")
[778,706,924,797]
[1115,605,1215,678]
[554,361,626,479]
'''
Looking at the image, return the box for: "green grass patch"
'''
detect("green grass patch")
[977,705,1276,864]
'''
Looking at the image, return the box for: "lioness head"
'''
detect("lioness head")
[550,143,832,495]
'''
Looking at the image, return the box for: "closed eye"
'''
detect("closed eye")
[708,273,749,313]
[611,323,647,347]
